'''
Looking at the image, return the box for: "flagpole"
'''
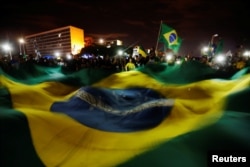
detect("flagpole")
[155,20,162,56]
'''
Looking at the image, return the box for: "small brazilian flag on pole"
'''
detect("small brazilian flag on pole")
[138,46,148,58]
[159,23,182,53]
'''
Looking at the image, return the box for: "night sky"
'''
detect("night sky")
[0,0,249,55]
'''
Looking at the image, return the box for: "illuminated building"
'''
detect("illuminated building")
[25,25,84,58]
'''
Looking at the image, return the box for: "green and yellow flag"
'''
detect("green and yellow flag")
[159,23,182,53]
[138,46,148,57]
[1,62,249,167]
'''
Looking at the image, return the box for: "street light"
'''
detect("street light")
[209,34,219,57]
[18,38,25,55]
[210,34,218,45]
[201,46,209,56]
[117,50,123,56]
[2,43,12,60]
[99,38,104,44]
[243,51,250,57]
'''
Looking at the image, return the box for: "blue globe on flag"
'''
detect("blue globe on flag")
[169,33,177,44]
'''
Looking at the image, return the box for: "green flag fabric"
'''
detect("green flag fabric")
[1,61,249,167]
[159,23,182,53]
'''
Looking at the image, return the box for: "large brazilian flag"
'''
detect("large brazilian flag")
[0,61,249,167]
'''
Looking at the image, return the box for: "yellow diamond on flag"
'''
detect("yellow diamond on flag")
[163,30,178,46]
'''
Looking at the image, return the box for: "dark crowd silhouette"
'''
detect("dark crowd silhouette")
[0,48,249,77]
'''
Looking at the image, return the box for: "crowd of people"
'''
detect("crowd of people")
[0,53,149,72]
[0,49,249,75]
